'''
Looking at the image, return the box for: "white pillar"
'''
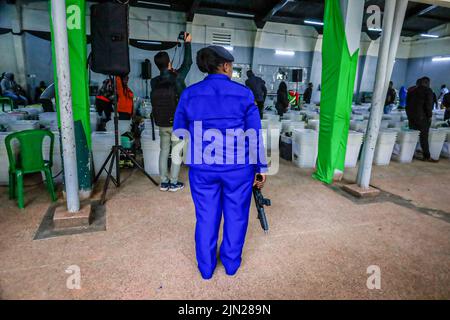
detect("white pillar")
[340,0,365,55]
[310,35,322,86]
[11,1,27,87]
[357,0,401,189]
[339,0,365,96]
[51,0,80,213]
[251,28,263,72]
[383,0,409,92]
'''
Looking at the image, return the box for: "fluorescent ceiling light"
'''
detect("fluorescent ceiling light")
[223,46,234,51]
[226,12,255,18]
[137,1,171,7]
[368,27,382,32]
[432,56,450,62]
[420,33,439,38]
[304,20,324,26]
[275,50,295,56]
[417,5,437,16]
[137,40,162,45]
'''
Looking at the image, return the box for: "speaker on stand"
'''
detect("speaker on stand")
[90,2,158,205]
[141,59,152,99]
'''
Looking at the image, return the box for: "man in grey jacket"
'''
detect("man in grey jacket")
[0,72,28,106]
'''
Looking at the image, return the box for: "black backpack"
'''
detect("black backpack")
[151,77,178,127]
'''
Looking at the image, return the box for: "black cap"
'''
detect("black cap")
[207,45,235,62]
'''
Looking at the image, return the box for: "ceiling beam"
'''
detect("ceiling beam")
[195,6,256,20]
[414,0,450,9]
[415,14,450,23]
[404,3,437,21]
[186,0,202,22]
[255,0,294,29]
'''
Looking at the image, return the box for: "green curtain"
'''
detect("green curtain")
[50,0,92,193]
[313,0,359,184]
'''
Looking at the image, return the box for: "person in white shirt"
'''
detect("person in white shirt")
[438,84,449,104]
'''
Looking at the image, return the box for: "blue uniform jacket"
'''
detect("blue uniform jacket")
[173,74,267,173]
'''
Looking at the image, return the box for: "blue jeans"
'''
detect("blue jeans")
[2,92,28,105]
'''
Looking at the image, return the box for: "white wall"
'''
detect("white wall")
[1,1,449,98]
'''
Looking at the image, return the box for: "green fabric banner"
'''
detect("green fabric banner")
[313,0,359,184]
[50,0,92,193]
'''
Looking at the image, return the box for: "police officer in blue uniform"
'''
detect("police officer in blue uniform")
[173,46,267,279]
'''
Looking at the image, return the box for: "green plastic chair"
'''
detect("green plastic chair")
[0,95,14,112]
[5,129,57,209]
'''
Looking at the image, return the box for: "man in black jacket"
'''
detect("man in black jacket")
[151,32,192,192]
[245,70,267,118]
[406,77,436,162]
[303,83,313,104]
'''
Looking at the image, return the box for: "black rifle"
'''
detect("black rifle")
[253,175,271,233]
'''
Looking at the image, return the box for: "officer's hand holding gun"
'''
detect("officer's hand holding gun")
[253,174,271,234]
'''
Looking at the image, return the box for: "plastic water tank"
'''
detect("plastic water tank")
[41,131,63,184]
[267,121,281,152]
[288,121,306,134]
[263,114,280,123]
[350,120,368,133]
[306,120,320,131]
[392,129,420,163]
[141,129,161,175]
[17,106,43,120]
[143,119,159,131]
[39,112,58,128]
[0,132,13,185]
[90,111,99,133]
[380,120,390,129]
[292,129,318,168]
[8,120,40,132]
[428,129,447,160]
[374,129,398,166]
[92,132,115,178]
[286,112,303,122]
[345,131,364,168]
[351,114,365,121]
[106,120,131,136]
[281,120,292,133]
[440,129,450,158]
[261,119,269,130]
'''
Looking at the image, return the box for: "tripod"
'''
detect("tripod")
[144,78,149,99]
[94,76,158,205]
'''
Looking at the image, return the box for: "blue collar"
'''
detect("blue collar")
[205,74,230,81]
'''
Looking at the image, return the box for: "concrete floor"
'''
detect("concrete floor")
[0,159,449,300]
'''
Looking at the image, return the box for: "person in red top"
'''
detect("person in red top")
[116,74,134,120]
[95,78,114,123]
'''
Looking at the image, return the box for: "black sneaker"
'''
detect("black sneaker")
[160,182,170,192]
[169,182,184,192]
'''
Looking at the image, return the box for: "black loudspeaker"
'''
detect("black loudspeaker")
[292,69,303,82]
[90,3,130,76]
[141,59,152,79]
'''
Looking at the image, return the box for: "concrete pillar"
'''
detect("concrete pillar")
[51,0,80,213]
[309,35,322,86]
[11,1,27,88]
[251,28,263,72]
[357,0,408,189]
[340,0,365,55]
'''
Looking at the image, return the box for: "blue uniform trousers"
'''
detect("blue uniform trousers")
[189,166,255,279]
